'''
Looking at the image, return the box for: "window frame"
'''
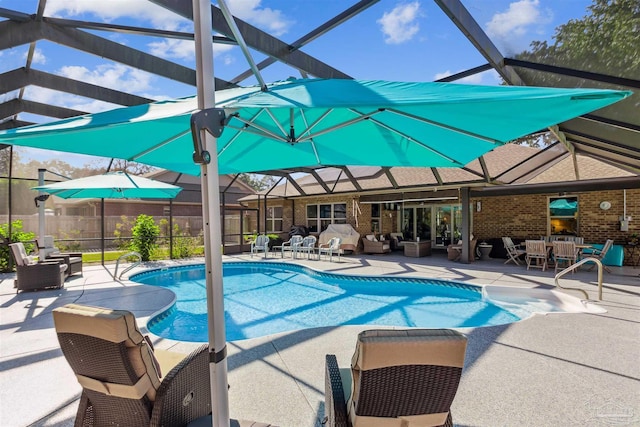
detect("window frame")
[306,202,347,232]
[548,195,579,236]
[266,205,283,233]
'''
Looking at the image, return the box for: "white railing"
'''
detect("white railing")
[554,257,604,300]
[113,251,142,280]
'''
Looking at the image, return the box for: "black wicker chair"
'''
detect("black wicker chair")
[9,242,67,293]
[37,235,83,276]
[325,329,467,427]
[53,304,212,427]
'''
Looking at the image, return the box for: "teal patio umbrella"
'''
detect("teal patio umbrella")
[0,79,630,177]
[32,171,182,199]
[32,171,182,264]
[0,19,631,425]
[549,198,578,216]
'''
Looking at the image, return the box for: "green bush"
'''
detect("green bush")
[170,223,198,259]
[58,229,82,251]
[130,214,159,262]
[0,220,36,272]
[113,215,133,250]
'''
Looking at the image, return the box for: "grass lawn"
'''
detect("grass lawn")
[82,247,205,264]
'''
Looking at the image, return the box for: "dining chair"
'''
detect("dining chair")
[553,241,579,274]
[502,237,526,266]
[525,240,548,271]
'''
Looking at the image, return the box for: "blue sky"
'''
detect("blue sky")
[1,0,593,166]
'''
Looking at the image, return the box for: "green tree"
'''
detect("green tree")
[130,214,159,261]
[237,173,278,191]
[86,159,156,176]
[0,220,36,272]
[0,146,15,176]
[516,0,639,83]
[513,0,638,147]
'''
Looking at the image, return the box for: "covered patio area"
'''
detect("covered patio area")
[2,252,638,426]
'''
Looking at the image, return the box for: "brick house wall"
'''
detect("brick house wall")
[246,188,639,264]
[471,189,639,244]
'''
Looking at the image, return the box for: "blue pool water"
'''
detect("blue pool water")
[132,262,521,342]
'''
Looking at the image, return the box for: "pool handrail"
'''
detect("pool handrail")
[113,251,142,280]
[554,257,604,300]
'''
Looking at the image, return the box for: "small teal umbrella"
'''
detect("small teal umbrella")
[550,198,578,216]
[32,171,182,199]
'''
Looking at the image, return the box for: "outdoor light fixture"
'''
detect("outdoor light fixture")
[476,201,482,212]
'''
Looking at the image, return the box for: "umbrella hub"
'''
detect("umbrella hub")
[190,108,227,164]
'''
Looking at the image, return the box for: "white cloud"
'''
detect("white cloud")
[434,70,484,84]
[221,55,235,67]
[45,0,189,31]
[148,39,195,61]
[377,2,422,45]
[148,38,234,61]
[486,0,553,53]
[23,86,119,113]
[58,63,154,93]
[226,0,293,37]
[24,48,47,65]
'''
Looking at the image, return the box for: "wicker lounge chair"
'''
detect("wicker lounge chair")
[447,238,477,262]
[9,242,67,293]
[318,237,342,262]
[53,303,213,427]
[250,234,270,258]
[325,328,467,427]
[361,234,391,254]
[37,235,83,276]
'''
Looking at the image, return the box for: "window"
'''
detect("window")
[306,203,347,232]
[549,196,578,236]
[371,203,381,233]
[266,206,283,233]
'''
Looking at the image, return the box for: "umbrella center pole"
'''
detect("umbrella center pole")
[288,108,296,143]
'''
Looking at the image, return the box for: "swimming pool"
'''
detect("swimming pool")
[132,262,522,342]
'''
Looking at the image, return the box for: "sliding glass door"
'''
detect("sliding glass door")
[402,204,467,248]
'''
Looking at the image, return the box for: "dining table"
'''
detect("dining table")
[520,241,594,266]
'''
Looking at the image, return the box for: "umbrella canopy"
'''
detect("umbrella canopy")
[550,198,578,210]
[550,198,578,216]
[32,171,182,199]
[0,79,630,176]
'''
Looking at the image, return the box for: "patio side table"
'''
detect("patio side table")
[478,243,493,260]
[404,241,431,257]
[624,243,639,267]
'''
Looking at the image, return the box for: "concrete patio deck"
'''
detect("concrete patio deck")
[1,250,639,427]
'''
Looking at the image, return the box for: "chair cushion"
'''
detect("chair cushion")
[351,329,467,371]
[53,304,162,401]
[365,234,377,242]
[348,329,467,427]
[10,243,31,266]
